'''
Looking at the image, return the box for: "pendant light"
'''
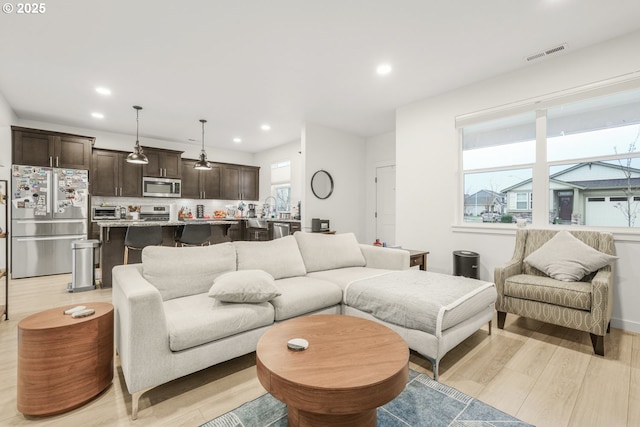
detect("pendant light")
[126,105,149,164]
[193,119,212,170]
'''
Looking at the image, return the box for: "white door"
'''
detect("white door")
[375,165,396,246]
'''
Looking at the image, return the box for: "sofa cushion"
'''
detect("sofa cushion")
[294,232,366,273]
[163,293,274,351]
[269,277,343,321]
[504,274,591,311]
[142,242,237,301]
[233,236,307,279]
[306,267,395,291]
[209,270,281,303]
[524,230,617,281]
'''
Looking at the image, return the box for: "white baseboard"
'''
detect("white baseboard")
[611,317,640,334]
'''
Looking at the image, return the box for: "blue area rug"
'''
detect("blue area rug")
[200,370,534,426]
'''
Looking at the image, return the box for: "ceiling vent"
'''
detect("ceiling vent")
[525,43,568,62]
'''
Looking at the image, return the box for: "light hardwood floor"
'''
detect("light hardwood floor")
[0,273,638,426]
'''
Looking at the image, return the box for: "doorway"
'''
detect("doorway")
[558,192,574,221]
[375,165,396,246]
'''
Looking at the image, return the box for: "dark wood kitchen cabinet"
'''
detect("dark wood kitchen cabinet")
[226,222,243,241]
[142,147,182,178]
[12,126,93,170]
[290,222,302,234]
[221,164,260,201]
[181,159,221,199]
[91,149,142,197]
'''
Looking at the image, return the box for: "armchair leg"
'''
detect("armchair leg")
[607,322,611,333]
[497,311,506,329]
[590,333,605,356]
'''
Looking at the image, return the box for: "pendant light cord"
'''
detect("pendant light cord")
[136,108,140,146]
[201,119,207,156]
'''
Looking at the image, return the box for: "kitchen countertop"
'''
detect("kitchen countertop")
[96,219,240,227]
[96,218,301,227]
[256,218,301,223]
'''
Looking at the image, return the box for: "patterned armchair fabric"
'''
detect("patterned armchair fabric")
[494,229,615,356]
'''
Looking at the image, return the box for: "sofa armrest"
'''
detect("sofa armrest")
[359,244,409,270]
[112,264,169,394]
[590,269,613,334]
[494,259,522,309]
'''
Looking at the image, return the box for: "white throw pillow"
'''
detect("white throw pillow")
[142,242,237,301]
[294,232,366,273]
[208,270,281,303]
[524,230,617,281]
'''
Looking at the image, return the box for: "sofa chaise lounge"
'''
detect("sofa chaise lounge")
[113,232,497,419]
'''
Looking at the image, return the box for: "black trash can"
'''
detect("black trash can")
[453,250,479,279]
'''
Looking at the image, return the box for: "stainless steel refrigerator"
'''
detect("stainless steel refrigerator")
[11,165,89,278]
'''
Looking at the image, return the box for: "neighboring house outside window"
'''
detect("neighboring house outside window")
[463,190,505,222]
[505,161,640,226]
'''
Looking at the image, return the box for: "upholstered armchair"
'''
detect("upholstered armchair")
[495,229,616,356]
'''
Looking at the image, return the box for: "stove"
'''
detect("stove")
[139,205,170,221]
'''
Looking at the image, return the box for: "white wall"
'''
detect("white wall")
[253,139,303,208]
[0,92,17,179]
[17,119,255,165]
[302,123,366,240]
[365,131,395,245]
[0,92,17,273]
[396,30,640,332]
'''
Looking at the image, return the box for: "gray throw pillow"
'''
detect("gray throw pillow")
[208,269,281,303]
[524,230,617,281]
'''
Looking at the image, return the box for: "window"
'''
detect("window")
[272,184,290,212]
[270,160,291,212]
[462,112,535,223]
[460,84,640,228]
[547,89,640,227]
[516,193,530,210]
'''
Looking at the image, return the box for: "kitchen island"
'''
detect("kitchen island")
[97,219,240,288]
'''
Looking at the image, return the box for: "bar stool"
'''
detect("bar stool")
[175,223,211,247]
[124,226,163,264]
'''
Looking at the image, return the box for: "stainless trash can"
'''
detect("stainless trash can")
[453,250,479,279]
[67,239,100,292]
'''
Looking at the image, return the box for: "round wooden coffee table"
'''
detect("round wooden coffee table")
[256,314,408,427]
[17,302,114,416]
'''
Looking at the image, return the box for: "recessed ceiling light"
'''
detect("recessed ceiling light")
[233,137,242,143]
[261,124,271,131]
[91,112,104,119]
[95,87,111,96]
[376,63,392,75]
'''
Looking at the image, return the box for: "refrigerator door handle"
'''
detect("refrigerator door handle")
[15,219,86,224]
[15,234,86,242]
[52,169,57,214]
[46,170,52,214]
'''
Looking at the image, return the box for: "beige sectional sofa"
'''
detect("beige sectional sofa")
[112,232,496,419]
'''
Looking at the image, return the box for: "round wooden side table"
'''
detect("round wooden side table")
[17,302,114,416]
[256,314,409,427]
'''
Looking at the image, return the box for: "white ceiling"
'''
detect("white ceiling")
[1,0,640,153]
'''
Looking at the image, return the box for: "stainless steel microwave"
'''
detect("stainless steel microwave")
[142,176,181,198]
